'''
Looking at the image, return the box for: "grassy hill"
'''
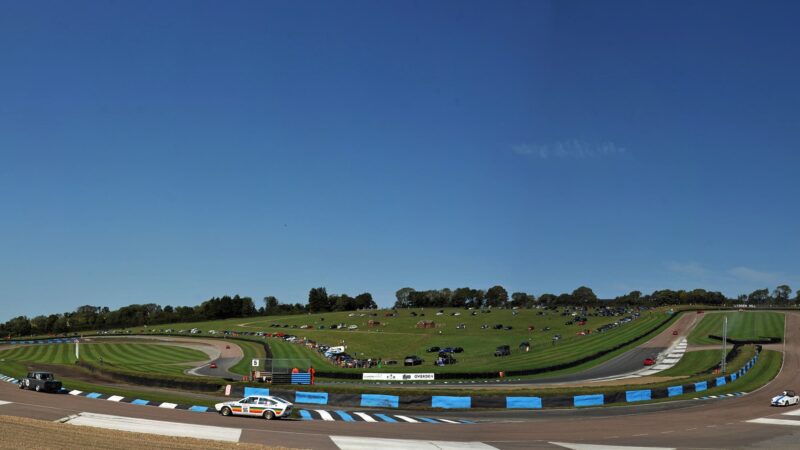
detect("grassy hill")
[688,311,784,345]
[0,342,208,377]
[116,306,677,374]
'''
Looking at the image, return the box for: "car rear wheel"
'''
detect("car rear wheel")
[221,407,232,416]
[18,383,24,390]
[263,410,275,420]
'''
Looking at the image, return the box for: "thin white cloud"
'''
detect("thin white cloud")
[512,139,627,160]
[728,266,781,284]
[666,261,709,277]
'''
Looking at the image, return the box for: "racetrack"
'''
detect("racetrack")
[1,311,797,449]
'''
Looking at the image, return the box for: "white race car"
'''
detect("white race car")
[771,390,800,406]
[215,395,293,419]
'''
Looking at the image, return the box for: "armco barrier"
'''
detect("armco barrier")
[361,394,399,408]
[668,386,683,397]
[625,389,651,402]
[506,397,542,409]
[294,391,329,405]
[244,387,270,397]
[431,396,471,409]
[574,394,604,407]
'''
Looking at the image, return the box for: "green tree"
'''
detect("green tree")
[354,292,376,309]
[308,287,330,312]
[6,316,32,337]
[773,285,792,303]
[263,296,279,315]
[571,286,598,305]
[485,285,509,307]
[394,287,415,308]
[748,288,770,304]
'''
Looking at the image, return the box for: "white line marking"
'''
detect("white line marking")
[107,395,124,402]
[62,412,242,442]
[315,409,336,421]
[781,408,800,416]
[437,418,460,424]
[331,435,499,449]
[550,442,675,450]
[69,390,82,396]
[158,402,178,409]
[748,418,800,426]
[395,415,420,423]
[352,412,377,423]
[0,401,11,406]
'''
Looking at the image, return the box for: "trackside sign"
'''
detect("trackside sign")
[362,373,435,381]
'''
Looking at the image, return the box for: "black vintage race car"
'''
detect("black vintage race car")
[19,371,62,393]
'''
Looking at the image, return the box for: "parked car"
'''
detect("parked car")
[19,372,62,393]
[494,345,511,357]
[216,395,293,420]
[453,347,464,353]
[404,355,423,366]
[426,346,440,353]
[434,353,457,366]
[771,390,800,406]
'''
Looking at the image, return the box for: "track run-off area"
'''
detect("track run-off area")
[0,310,797,449]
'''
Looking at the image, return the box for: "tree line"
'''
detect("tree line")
[0,288,375,338]
[393,284,798,309]
[1,284,796,338]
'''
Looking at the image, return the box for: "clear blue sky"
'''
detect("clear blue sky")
[2,0,798,321]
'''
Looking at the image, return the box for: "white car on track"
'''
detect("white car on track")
[771,390,800,406]
[215,395,293,419]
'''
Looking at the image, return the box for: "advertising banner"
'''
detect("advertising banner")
[362,373,435,381]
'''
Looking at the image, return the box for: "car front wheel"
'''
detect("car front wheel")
[35,385,41,392]
[220,407,232,416]
[263,410,275,420]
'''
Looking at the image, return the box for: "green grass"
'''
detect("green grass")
[657,349,729,377]
[0,342,207,377]
[117,307,678,373]
[688,311,784,345]
[227,339,267,376]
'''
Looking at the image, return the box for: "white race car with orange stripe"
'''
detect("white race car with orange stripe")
[215,395,293,420]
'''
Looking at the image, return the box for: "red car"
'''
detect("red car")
[210,362,218,369]
[643,358,655,366]
[672,330,679,335]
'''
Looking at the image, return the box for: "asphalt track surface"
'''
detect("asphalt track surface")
[1,312,798,449]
